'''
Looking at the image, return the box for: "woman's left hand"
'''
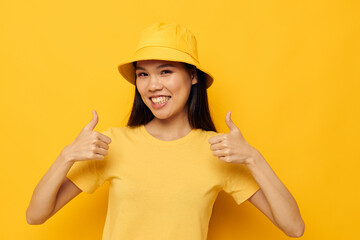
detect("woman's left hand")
[209,111,305,237]
[208,111,258,165]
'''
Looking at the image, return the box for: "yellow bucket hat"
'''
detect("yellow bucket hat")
[117,22,214,88]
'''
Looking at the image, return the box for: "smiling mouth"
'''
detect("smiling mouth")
[150,96,171,104]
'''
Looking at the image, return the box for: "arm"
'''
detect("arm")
[209,111,304,237]
[26,110,111,224]
[246,150,305,237]
[26,154,82,225]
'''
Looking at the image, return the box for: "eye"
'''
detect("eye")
[137,72,147,77]
[161,70,172,75]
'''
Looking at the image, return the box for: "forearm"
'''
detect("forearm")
[26,151,74,224]
[246,149,304,236]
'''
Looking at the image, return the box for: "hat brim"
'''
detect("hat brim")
[117,46,214,88]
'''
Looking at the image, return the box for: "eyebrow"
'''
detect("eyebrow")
[135,63,176,71]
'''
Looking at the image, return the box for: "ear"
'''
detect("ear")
[191,68,198,85]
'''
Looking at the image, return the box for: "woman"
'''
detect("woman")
[26,22,304,239]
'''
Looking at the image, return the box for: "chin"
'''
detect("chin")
[152,112,172,120]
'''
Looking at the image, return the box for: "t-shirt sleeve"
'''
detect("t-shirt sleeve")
[66,128,112,194]
[222,160,260,205]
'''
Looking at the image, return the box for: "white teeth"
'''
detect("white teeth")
[151,96,170,104]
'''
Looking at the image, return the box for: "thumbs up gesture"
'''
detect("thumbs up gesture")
[61,110,112,163]
[208,111,258,165]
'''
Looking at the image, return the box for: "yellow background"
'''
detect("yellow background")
[1,0,359,239]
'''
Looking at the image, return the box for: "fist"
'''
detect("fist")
[208,111,257,165]
[62,110,112,162]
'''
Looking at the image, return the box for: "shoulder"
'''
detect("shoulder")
[195,128,224,142]
[197,128,224,137]
[100,125,142,140]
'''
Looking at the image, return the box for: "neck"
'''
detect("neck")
[144,111,193,141]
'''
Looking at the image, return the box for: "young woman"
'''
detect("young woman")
[26,22,304,239]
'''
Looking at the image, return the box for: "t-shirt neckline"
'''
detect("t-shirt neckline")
[139,125,199,146]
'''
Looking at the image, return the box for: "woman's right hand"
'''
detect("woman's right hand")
[61,110,112,163]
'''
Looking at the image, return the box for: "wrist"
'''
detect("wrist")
[59,147,75,166]
[245,147,263,169]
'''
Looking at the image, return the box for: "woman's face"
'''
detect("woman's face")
[135,60,197,121]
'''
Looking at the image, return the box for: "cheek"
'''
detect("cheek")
[136,81,145,95]
[169,76,192,96]
[136,84,147,102]
[174,85,192,104]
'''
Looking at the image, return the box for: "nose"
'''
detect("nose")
[148,74,163,91]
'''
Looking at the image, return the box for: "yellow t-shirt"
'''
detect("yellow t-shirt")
[67,125,260,240]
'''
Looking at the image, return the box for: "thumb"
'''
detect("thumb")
[225,111,238,132]
[83,110,99,131]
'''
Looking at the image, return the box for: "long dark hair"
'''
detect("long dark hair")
[127,62,217,132]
